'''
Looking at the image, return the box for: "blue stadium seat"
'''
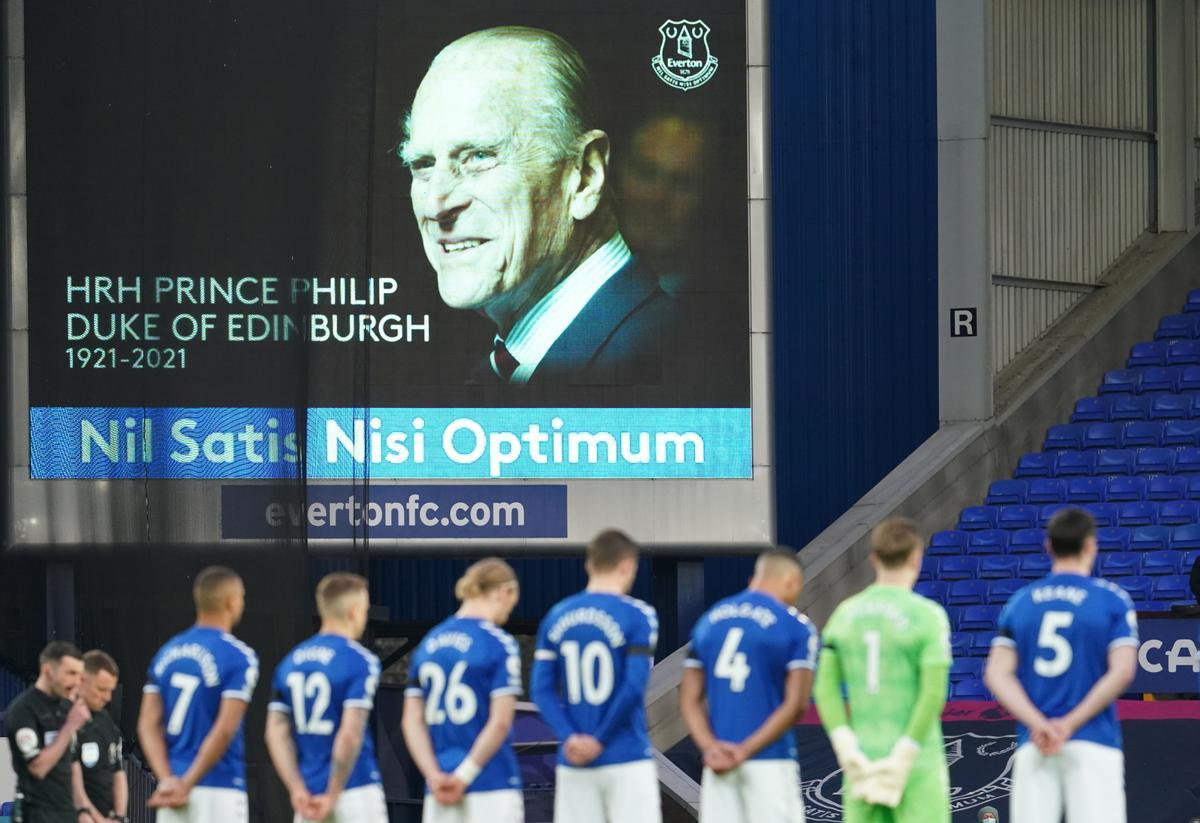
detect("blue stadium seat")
[1044,423,1086,451]
[1141,367,1182,395]
[1083,422,1122,450]
[1188,475,1200,499]
[1168,340,1200,366]
[939,557,980,581]
[1182,549,1200,571]
[1170,525,1200,552]
[1181,367,1200,394]
[997,506,1038,531]
[1027,478,1068,504]
[1118,577,1152,603]
[1057,451,1098,477]
[1072,397,1113,423]
[1158,500,1199,526]
[1083,503,1119,528]
[928,530,968,556]
[948,632,973,657]
[960,606,1001,632]
[1124,421,1165,448]
[985,479,1028,506]
[1096,527,1130,552]
[1150,394,1191,421]
[1105,476,1147,502]
[1186,289,1200,313]
[1038,504,1068,528]
[1009,528,1045,554]
[957,506,998,531]
[1117,501,1157,527]
[1099,369,1141,395]
[1130,525,1170,552]
[1149,475,1187,500]
[1015,452,1056,478]
[968,529,1010,555]
[1100,552,1140,577]
[1176,447,1200,474]
[1066,478,1106,504]
[979,556,1020,580]
[948,580,988,606]
[1111,395,1152,421]
[916,581,950,603]
[971,633,997,656]
[950,658,985,682]
[987,578,1024,604]
[951,678,990,700]
[1019,555,1051,579]
[1128,341,1168,367]
[1095,449,1134,476]
[1140,551,1181,576]
[1156,314,1200,341]
[1142,601,1173,612]
[1152,575,1191,602]
[1136,447,1176,475]
[1163,420,1200,446]
[920,557,938,581]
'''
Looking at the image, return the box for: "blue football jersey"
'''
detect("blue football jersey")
[405,616,523,793]
[268,634,382,794]
[684,590,818,761]
[994,573,1139,749]
[144,626,259,789]
[532,592,658,767]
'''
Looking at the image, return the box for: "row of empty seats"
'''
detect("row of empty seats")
[1101,366,1200,395]
[1015,448,1200,477]
[1045,420,1200,450]
[1072,393,1200,422]
[958,504,1200,532]
[922,553,1195,585]
[935,527,1200,557]
[1127,339,1200,366]
[918,574,1191,607]
[985,476,1200,504]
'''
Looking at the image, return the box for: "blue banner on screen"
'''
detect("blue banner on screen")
[221,484,567,538]
[1131,617,1200,694]
[30,407,752,479]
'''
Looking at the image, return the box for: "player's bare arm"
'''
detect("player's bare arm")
[679,667,734,773]
[150,696,248,808]
[112,769,128,819]
[732,668,812,764]
[985,645,1062,754]
[401,695,454,801]
[448,692,517,801]
[264,710,311,815]
[136,691,174,783]
[1051,645,1137,741]
[71,760,105,822]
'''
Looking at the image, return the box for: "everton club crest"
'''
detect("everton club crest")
[652,19,719,91]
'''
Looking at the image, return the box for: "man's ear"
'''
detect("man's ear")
[569,129,610,221]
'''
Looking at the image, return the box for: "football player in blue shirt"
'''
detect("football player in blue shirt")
[266,573,386,822]
[985,508,1138,823]
[137,566,259,822]
[531,530,660,823]
[402,559,523,823]
[680,548,817,822]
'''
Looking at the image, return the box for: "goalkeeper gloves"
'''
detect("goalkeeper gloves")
[860,736,921,808]
[828,726,871,788]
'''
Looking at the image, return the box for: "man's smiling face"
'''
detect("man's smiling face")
[404,50,574,316]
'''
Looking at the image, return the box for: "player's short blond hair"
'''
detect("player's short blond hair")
[316,572,369,619]
[454,558,518,602]
[870,518,924,569]
[193,566,243,613]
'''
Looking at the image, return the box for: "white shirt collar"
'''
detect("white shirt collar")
[496,233,632,384]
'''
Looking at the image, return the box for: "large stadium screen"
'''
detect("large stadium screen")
[9,0,768,547]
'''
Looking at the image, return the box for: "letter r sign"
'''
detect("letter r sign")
[950,308,978,338]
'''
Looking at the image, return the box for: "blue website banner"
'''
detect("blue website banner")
[30,407,752,479]
[221,484,567,538]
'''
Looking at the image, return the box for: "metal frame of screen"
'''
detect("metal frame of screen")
[3,0,773,553]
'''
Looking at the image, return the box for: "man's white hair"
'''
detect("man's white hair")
[400,26,601,164]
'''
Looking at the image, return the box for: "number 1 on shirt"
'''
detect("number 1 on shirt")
[864,630,881,695]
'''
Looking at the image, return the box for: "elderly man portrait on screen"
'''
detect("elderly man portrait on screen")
[400,26,674,388]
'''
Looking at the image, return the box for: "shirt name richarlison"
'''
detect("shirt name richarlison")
[76,414,706,477]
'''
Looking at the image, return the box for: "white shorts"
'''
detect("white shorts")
[1011,740,1126,823]
[295,783,388,823]
[155,787,248,823]
[421,788,524,823]
[553,760,661,823]
[699,759,805,823]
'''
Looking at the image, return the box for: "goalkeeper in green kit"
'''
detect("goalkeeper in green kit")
[813,518,951,822]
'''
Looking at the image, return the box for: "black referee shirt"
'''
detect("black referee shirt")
[4,685,76,822]
[75,708,122,815]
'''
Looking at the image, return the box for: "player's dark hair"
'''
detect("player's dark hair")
[316,572,369,618]
[586,529,639,572]
[83,649,119,678]
[1047,508,1095,557]
[193,565,243,613]
[39,641,82,667]
[870,518,924,569]
[754,547,803,578]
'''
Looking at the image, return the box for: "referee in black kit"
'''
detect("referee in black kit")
[71,652,127,823]
[4,642,92,823]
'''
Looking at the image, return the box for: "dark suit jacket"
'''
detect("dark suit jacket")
[472,256,675,388]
